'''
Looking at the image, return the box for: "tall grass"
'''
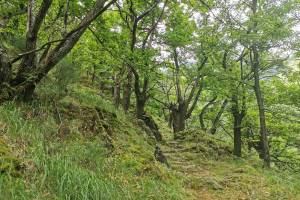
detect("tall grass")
[0,99,186,200]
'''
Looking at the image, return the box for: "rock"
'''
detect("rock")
[0,137,22,176]
[139,114,162,141]
[154,145,170,168]
[137,119,156,140]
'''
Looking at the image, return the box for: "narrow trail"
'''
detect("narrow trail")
[160,136,277,200]
[162,139,220,200]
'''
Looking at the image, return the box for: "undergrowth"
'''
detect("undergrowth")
[0,84,299,200]
[0,88,187,200]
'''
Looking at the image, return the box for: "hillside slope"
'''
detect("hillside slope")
[0,86,187,200]
[0,86,299,200]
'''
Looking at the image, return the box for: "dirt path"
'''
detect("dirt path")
[161,138,276,200]
[162,140,220,200]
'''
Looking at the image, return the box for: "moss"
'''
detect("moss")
[0,138,22,176]
[0,83,16,103]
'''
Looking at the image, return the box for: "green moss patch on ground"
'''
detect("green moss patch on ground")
[0,136,22,177]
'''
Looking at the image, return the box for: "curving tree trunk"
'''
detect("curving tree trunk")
[250,0,270,168]
[252,46,270,167]
[199,96,217,132]
[210,99,228,135]
[117,0,167,116]
[168,48,207,133]
[0,0,115,103]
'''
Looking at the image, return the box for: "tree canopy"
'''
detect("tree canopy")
[1,0,300,171]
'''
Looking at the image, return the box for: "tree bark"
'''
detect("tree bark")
[134,75,148,118]
[233,114,242,157]
[136,95,146,118]
[210,99,228,135]
[113,73,121,109]
[14,0,53,100]
[170,102,186,133]
[252,46,271,167]
[0,49,13,101]
[123,70,132,112]
[231,93,245,157]
[0,50,11,84]
[0,0,115,103]
[199,96,217,132]
[20,0,52,73]
[248,0,270,167]
[171,48,186,133]
[169,49,207,133]
[63,0,70,36]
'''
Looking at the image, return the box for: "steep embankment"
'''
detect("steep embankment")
[0,85,299,199]
[0,86,186,200]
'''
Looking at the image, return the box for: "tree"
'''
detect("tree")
[116,0,166,116]
[0,0,115,102]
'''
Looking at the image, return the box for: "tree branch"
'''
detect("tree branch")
[10,39,64,64]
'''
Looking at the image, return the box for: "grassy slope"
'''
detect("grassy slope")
[0,85,186,200]
[0,85,299,200]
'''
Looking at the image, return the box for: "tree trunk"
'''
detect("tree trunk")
[14,0,53,99]
[252,47,270,168]
[250,0,270,168]
[0,0,115,104]
[168,111,173,128]
[136,95,146,119]
[171,103,186,134]
[199,96,217,132]
[233,114,242,157]
[231,90,246,157]
[0,50,12,102]
[0,50,11,84]
[210,99,228,135]
[172,112,185,133]
[113,74,121,109]
[22,83,36,101]
[123,71,132,112]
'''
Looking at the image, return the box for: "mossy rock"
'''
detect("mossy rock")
[173,129,232,158]
[0,138,22,176]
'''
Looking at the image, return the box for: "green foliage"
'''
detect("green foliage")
[0,96,187,200]
[52,56,80,96]
[1,0,300,199]
[164,3,196,47]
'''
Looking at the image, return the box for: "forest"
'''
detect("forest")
[0,0,300,199]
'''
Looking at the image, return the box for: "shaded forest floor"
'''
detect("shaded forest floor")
[0,84,299,199]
